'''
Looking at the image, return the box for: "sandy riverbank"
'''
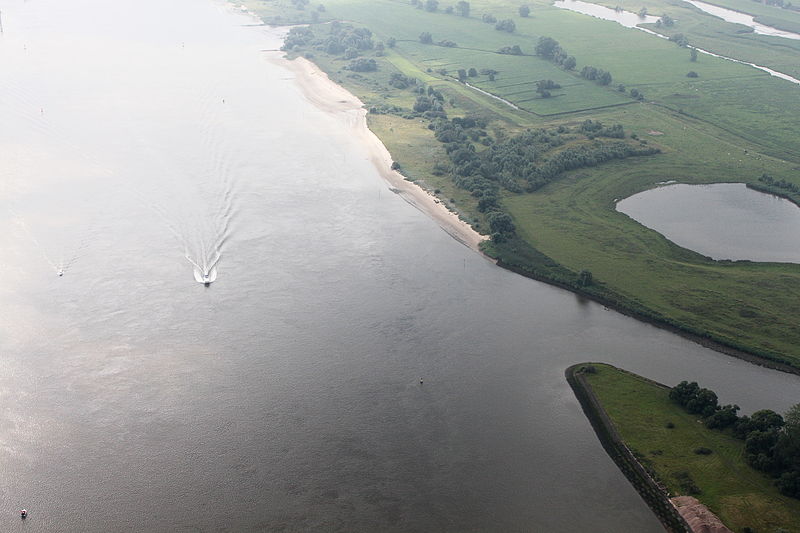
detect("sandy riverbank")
[266,53,488,252]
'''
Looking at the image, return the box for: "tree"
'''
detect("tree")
[659,13,675,26]
[578,270,593,286]
[597,70,612,85]
[690,47,698,62]
[455,1,470,16]
[535,37,560,59]
[704,404,740,429]
[387,37,396,48]
[563,56,576,70]
[638,6,648,17]
[482,13,497,23]
[669,33,689,47]
[419,32,433,44]
[457,68,467,82]
[487,211,516,235]
[468,67,478,77]
[348,58,377,72]
[687,71,698,78]
[425,0,439,12]
[519,5,531,17]
[495,19,516,32]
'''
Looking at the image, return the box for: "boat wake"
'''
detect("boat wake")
[186,249,221,286]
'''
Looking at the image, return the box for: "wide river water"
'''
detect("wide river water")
[1,0,799,531]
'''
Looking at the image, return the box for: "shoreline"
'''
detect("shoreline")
[266,53,489,253]
[260,27,799,374]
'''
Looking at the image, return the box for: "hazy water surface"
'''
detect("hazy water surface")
[1,1,799,532]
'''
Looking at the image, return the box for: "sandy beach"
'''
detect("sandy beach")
[268,54,488,252]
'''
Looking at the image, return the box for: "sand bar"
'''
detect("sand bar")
[266,53,489,252]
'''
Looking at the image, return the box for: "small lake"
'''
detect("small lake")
[617,183,800,263]
[684,0,800,40]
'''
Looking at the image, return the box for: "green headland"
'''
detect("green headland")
[567,363,800,532]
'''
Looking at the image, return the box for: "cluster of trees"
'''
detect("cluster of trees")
[388,73,417,89]
[579,120,625,139]
[526,142,659,191]
[536,79,561,98]
[419,32,433,44]
[412,86,447,119]
[657,13,675,27]
[282,23,376,58]
[410,0,441,11]
[670,381,800,499]
[580,65,613,86]
[432,118,658,204]
[482,13,497,23]
[498,45,524,55]
[495,19,516,32]
[282,26,315,51]
[759,173,800,194]
[669,33,690,47]
[535,37,577,71]
[519,5,531,17]
[349,58,377,72]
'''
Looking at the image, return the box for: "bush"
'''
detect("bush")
[694,447,713,455]
[687,71,699,78]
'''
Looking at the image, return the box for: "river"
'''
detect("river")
[1,0,799,531]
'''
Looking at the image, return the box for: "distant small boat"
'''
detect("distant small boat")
[202,274,211,287]
[20,509,27,519]
[57,269,63,277]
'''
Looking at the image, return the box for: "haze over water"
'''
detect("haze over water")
[1,0,799,531]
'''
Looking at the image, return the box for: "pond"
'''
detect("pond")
[616,182,800,263]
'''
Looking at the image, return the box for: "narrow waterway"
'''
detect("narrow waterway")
[1,1,799,532]
[684,0,800,40]
[553,0,800,85]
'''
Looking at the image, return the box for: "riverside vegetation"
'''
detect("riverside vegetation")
[247,0,800,368]
[573,363,800,532]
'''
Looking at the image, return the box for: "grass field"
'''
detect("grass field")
[246,0,800,366]
[581,363,800,532]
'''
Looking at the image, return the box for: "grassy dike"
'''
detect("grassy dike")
[567,363,800,532]
[244,0,800,369]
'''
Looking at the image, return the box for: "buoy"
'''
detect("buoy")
[419,378,423,385]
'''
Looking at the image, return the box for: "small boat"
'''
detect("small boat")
[57,269,63,277]
[203,274,211,287]
[20,509,27,519]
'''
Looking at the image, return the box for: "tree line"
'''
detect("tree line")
[670,381,800,498]
[430,118,659,241]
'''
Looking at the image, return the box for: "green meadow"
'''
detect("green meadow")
[581,364,800,532]
[248,0,800,366]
